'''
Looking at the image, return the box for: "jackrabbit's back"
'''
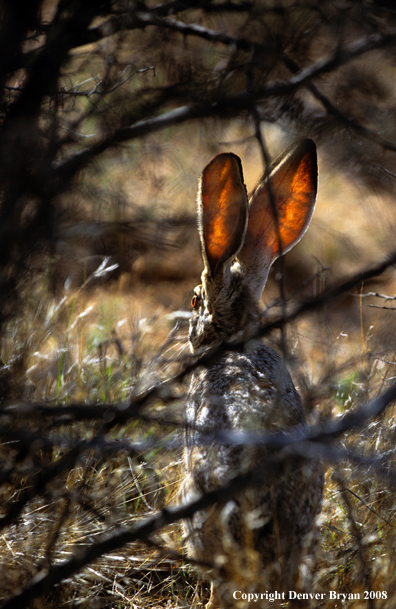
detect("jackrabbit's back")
[186,344,305,446]
[183,343,317,524]
[183,346,323,595]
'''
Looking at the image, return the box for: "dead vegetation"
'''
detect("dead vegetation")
[3,1,396,608]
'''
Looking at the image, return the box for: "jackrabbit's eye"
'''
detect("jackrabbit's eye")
[191,295,198,309]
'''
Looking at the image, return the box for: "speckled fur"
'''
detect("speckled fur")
[181,143,324,607]
[182,343,323,601]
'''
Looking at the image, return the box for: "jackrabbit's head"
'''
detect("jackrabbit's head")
[189,139,318,352]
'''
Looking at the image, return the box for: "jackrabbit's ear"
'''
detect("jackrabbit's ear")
[198,153,249,277]
[238,138,317,288]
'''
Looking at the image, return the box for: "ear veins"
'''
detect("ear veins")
[199,153,248,277]
[239,139,317,266]
[275,152,316,256]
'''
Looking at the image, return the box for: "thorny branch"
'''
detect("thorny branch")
[56,34,396,186]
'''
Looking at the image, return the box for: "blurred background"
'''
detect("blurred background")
[2,1,396,607]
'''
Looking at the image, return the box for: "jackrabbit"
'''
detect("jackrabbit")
[181,139,324,607]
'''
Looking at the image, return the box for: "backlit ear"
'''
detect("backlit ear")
[199,153,249,277]
[238,139,317,272]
